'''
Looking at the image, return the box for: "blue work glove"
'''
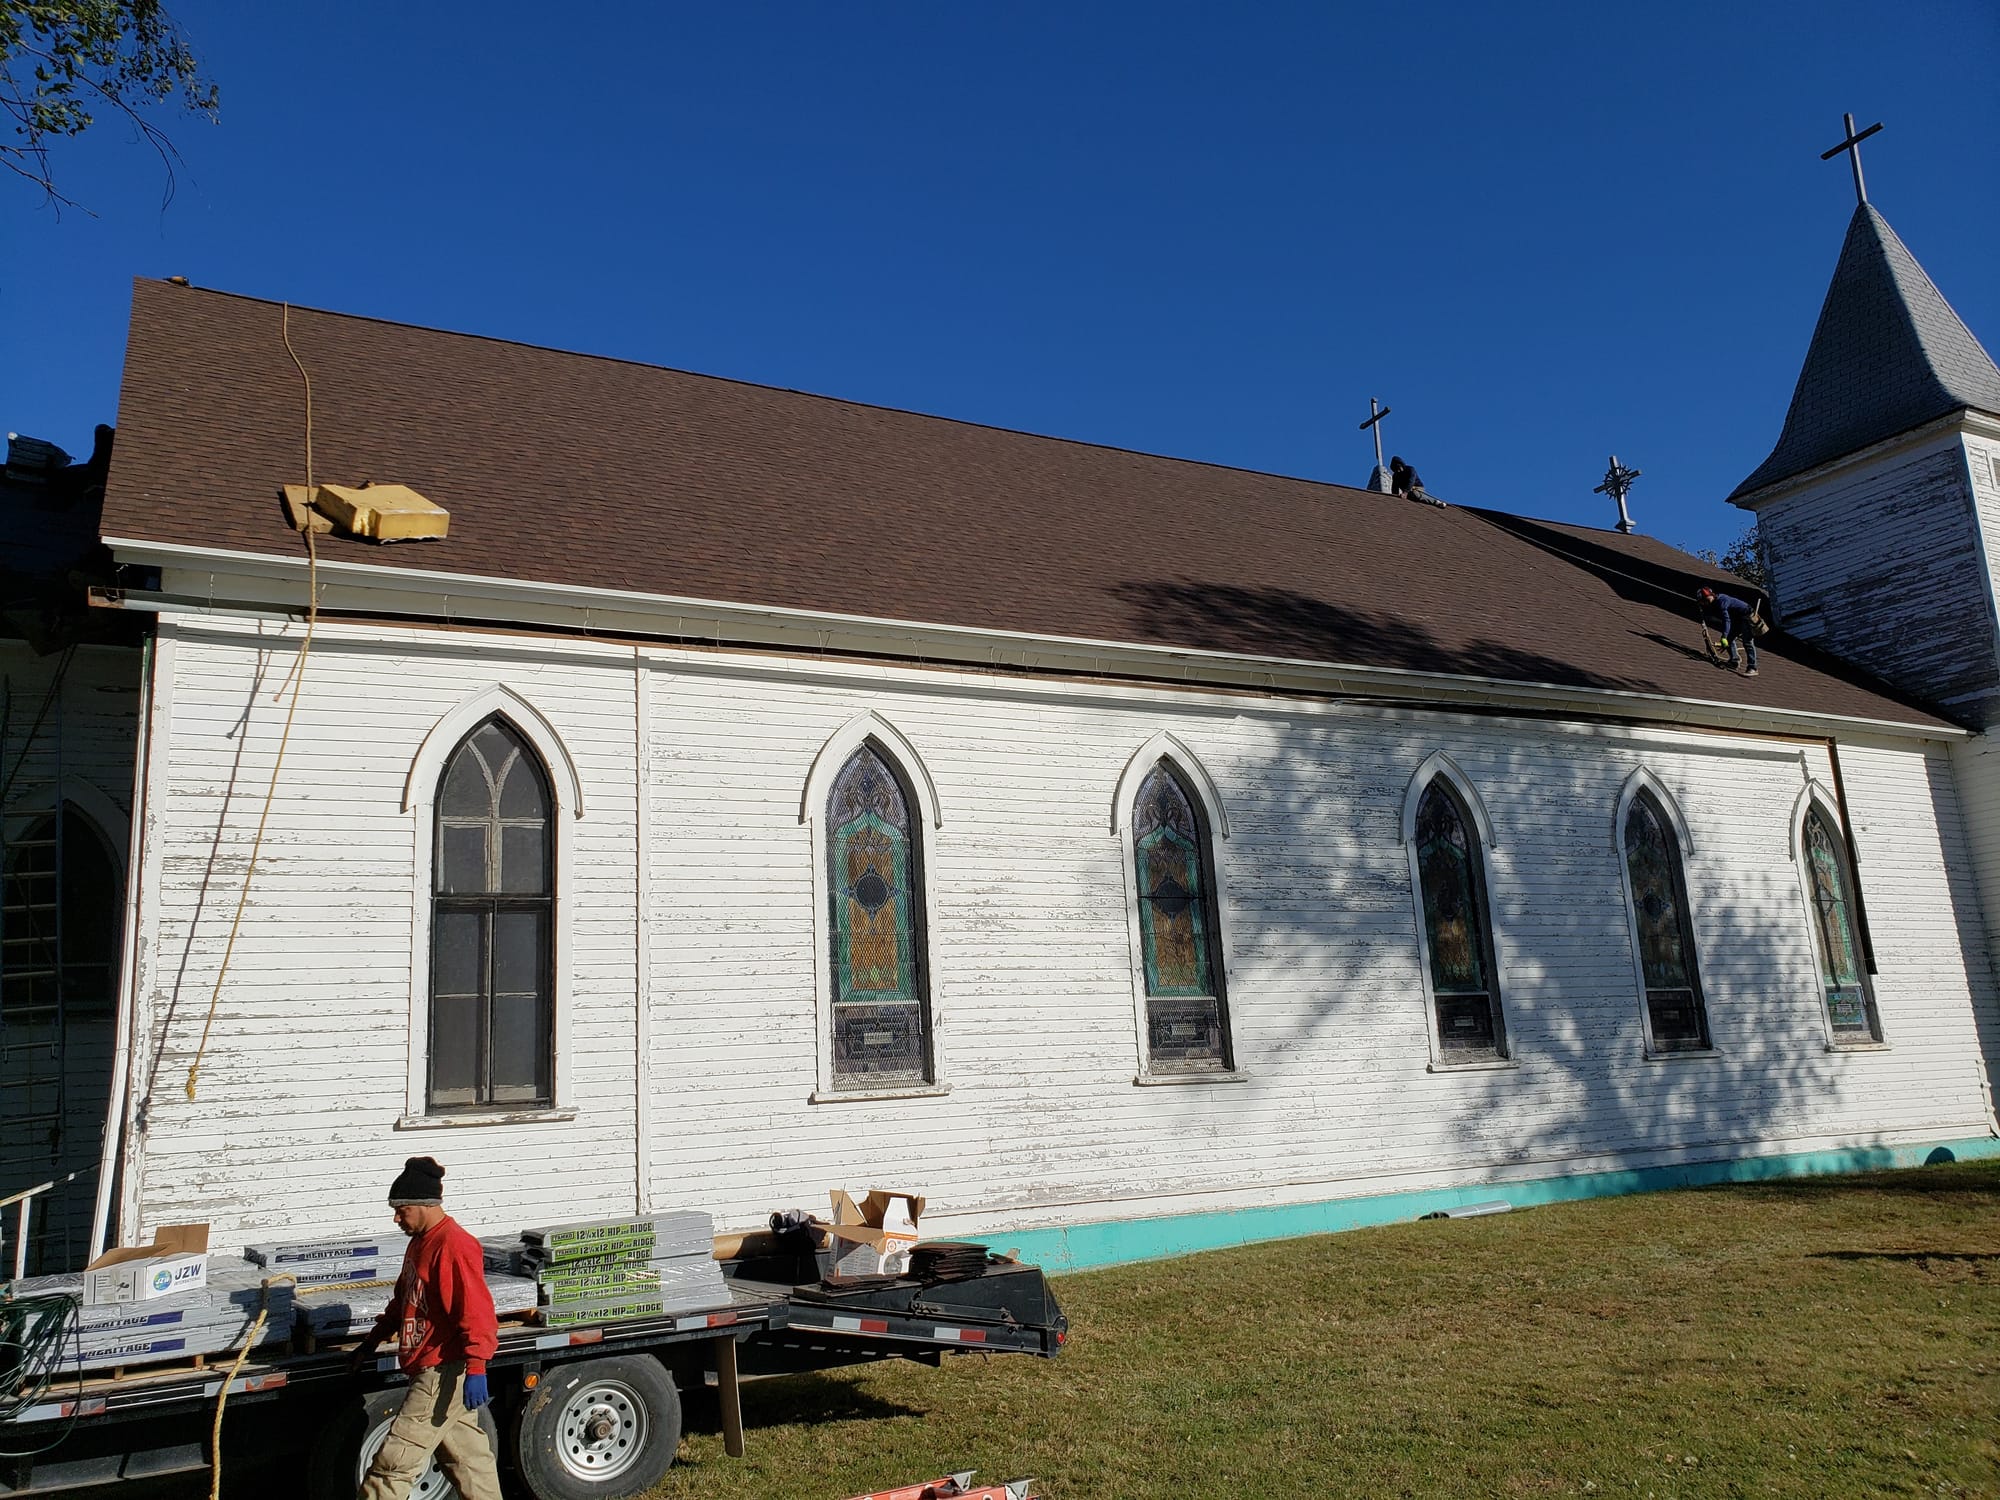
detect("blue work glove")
[463,1372,490,1410]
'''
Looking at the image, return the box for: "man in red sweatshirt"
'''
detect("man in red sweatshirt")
[349,1155,501,1500]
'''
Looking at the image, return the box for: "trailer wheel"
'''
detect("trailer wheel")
[307,1385,502,1500]
[513,1354,680,1499]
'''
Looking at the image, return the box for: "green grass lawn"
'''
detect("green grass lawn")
[656,1161,2000,1499]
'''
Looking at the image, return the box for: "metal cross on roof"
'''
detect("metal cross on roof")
[1359,397,1392,473]
[1820,112,1883,206]
[1593,454,1642,534]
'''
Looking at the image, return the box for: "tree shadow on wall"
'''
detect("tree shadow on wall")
[134,633,274,1136]
[1154,691,1931,1201]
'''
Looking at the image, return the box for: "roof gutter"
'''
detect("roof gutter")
[101,536,1967,744]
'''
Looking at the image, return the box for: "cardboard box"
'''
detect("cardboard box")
[825,1189,925,1279]
[83,1225,210,1306]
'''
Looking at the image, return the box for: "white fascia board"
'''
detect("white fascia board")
[105,535,1966,743]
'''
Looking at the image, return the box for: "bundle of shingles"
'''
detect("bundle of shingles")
[247,1235,537,1342]
[487,1211,724,1329]
[10,1260,294,1373]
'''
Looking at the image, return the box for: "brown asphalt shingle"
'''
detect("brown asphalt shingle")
[100,280,1952,731]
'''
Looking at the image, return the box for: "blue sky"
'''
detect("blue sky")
[4,1,1995,555]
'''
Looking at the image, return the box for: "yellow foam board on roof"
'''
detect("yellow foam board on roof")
[313,483,449,542]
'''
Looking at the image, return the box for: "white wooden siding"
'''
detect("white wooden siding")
[1757,438,1998,726]
[118,617,1998,1250]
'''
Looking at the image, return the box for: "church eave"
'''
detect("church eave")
[104,534,1969,743]
[1729,405,1998,510]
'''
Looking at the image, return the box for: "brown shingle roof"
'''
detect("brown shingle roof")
[102,280,1952,731]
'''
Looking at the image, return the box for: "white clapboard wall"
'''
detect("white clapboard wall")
[113,614,1997,1251]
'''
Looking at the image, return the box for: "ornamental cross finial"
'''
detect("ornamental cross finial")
[1820,112,1883,207]
[1593,454,1642,534]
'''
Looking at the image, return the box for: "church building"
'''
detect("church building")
[3,157,1998,1274]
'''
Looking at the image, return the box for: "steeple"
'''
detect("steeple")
[1730,202,2000,501]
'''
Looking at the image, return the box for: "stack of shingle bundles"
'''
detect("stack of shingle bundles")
[14,1265,294,1373]
[294,1280,395,1343]
[247,1235,398,1341]
[485,1273,540,1317]
[516,1212,724,1329]
[244,1235,396,1288]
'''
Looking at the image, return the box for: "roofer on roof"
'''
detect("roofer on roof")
[1698,587,1761,678]
[347,1156,501,1500]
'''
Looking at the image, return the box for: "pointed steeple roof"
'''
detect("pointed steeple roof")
[1731,203,2000,500]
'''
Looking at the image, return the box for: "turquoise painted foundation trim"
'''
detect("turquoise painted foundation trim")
[999,1135,2000,1274]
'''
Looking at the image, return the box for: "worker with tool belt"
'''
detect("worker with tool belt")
[348,1156,502,1500]
[1697,585,1762,677]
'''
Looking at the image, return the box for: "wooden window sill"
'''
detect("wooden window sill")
[1427,1056,1518,1073]
[810,1083,952,1105]
[1133,1070,1248,1087]
[1643,1047,1721,1063]
[1825,1040,1890,1052]
[397,1107,577,1130]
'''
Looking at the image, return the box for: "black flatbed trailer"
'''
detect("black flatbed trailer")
[1,1254,1067,1498]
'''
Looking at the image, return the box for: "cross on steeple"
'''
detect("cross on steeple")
[1359,397,1393,492]
[1820,112,1883,206]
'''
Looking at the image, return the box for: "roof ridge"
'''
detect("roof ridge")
[135,278,1393,502]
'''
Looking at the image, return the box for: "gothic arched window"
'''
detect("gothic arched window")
[1132,762,1230,1072]
[1622,790,1711,1051]
[1802,805,1880,1042]
[827,744,931,1086]
[430,717,554,1110]
[1414,778,1506,1058]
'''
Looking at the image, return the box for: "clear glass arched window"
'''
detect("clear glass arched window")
[1415,779,1505,1058]
[1132,762,1230,1072]
[827,744,931,1086]
[1622,791,1711,1051]
[431,717,553,1110]
[1802,805,1880,1042]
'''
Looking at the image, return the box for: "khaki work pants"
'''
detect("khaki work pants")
[359,1361,503,1500]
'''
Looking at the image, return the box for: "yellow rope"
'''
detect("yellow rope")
[184,307,321,1102]
[205,1274,292,1500]
[294,1277,396,1296]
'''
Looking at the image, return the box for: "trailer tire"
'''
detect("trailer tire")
[307,1385,503,1500]
[513,1354,680,1499]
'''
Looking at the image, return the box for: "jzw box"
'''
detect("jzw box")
[83,1224,210,1306]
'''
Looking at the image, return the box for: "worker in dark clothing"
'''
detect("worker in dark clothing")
[349,1156,501,1500]
[1697,586,1760,677]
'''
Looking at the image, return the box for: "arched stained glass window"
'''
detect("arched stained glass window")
[431,717,553,1111]
[1803,806,1880,1041]
[1132,763,1229,1071]
[1415,779,1506,1058]
[1623,791,1711,1051]
[827,744,931,1085]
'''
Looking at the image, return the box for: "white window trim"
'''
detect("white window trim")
[801,710,947,1099]
[1787,779,1885,1050]
[404,685,583,1120]
[1401,751,1514,1070]
[1113,733,1242,1082]
[1612,767,1718,1058]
